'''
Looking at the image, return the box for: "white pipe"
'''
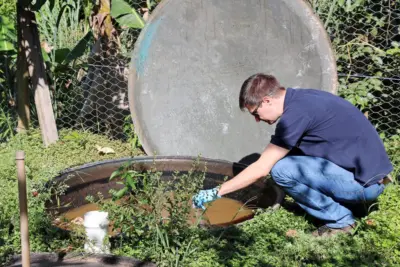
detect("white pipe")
[83,211,110,254]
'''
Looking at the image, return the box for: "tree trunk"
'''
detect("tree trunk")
[16,5,30,132]
[17,1,58,146]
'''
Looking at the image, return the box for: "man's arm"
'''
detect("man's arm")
[217,143,289,196]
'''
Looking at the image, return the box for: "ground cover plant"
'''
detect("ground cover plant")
[1,129,399,266]
[0,129,143,264]
[88,164,400,267]
[1,0,399,266]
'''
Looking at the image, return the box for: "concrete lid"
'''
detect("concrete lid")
[128,0,337,162]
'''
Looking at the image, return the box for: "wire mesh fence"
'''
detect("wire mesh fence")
[50,0,400,144]
[31,0,147,144]
[310,0,400,138]
[51,51,132,140]
[310,0,400,173]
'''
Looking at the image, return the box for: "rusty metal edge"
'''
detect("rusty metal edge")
[46,155,285,214]
[54,155,248,179]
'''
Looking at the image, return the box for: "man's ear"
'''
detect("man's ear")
[262,96,271,103]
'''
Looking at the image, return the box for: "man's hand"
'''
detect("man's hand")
[217,143,289,196]
[192,187,221,210]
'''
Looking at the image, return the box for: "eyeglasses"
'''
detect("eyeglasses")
[250,102,262,117]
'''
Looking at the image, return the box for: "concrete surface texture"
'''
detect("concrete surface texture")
[7,253,156,267]
[129,0,337,162]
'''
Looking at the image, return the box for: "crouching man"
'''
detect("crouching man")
[192,73,393,237]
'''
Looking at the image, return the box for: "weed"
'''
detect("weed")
[87,158,207,266]
[0,129,399,266]
[123,115,142,150]
[0,128,143,264]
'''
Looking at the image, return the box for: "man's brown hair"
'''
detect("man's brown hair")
[239,73,285,110]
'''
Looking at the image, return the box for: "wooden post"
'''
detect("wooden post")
[16,151,30,267]
[17,1,58,146]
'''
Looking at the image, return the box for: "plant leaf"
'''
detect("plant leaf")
[110,170,121,181]
[49,0,55,11]
[30,0,48,11]
[63,131,81,140]
[54,48,71,64]
[115,14,145,29]
[64,31,93,64]
[146,0,155,9]
[113,187,128,199]
[0,16,16,52]
[41,48,50,62]
[111,0,145,29]
[387,48,400,55]
[111,0,133,17]
[56,4,74,30]
[127,175,136,190]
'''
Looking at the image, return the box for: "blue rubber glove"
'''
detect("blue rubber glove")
[192,187,221,210]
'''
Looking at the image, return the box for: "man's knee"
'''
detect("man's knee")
[270,157,297,187]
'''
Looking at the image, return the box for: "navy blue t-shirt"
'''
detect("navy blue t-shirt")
[270,88,393,186]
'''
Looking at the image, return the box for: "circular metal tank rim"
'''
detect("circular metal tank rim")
[47,155,285,217]
[55,155,251,177]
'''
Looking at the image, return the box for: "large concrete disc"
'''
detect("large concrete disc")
[128,0,337,162]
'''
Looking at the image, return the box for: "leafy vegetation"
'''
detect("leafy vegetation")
[0,129,143,264]
[0,133,392,267]
[0,0,151,142]
[0,0,399,266]
[84,161,400,266]
[87,160,207,266]
[0,14,17,142]
[1,129,398,266]
[58,160,400,266]
[0,0,16,16]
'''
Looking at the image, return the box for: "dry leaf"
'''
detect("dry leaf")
[8,98,15,107]
[41,41,53,53]
[286,229,298,238]
[366,219,375,226]
[96,145,115,154]
[72,217,84,225]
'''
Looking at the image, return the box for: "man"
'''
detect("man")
[192,73,393,237]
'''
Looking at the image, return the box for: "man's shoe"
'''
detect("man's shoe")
[312,224,355,237]
[379,175,393,185]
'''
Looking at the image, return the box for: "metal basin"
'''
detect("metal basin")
[46,156,284,219]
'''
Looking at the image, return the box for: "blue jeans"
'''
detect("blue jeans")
[270,156,385,228]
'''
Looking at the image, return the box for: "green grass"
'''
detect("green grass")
[0,128,143,264]
[164,186,399,267]
[0,129,399,267]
